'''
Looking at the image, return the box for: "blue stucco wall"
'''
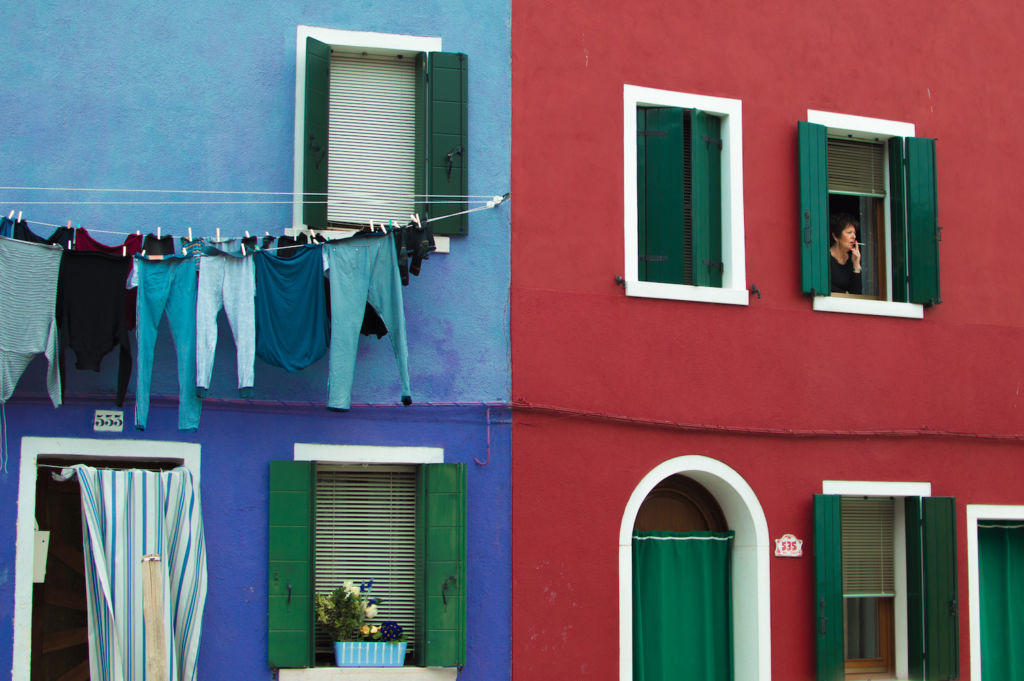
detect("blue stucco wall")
[0,401,511,680]
[0,0,511,406]
[0,1,510,678]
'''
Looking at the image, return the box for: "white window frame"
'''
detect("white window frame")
[623,85,747,306]
[12,437,201,681]
[281,443,456,681]
[619,456,770,681]
[965,504,1024,681]
[822,480,933,680]
[807,110,925,320]
[292,27,443,231]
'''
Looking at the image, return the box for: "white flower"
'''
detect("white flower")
[343,580,360,597]
[364,603,378,619]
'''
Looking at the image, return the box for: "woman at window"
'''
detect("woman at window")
[829,213,862,294]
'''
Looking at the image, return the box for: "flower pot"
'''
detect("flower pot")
[333,640,408,667]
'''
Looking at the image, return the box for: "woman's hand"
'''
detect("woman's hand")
[850,241,862,272]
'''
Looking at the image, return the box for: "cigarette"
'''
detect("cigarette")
[856,242,865,247]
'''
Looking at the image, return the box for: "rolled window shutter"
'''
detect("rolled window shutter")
[268,461,314,668]
[328,52,418,226]
[315,465,418,654]
[841,497,895,596]
[425,52,469,236]
[303,38,331,229]
[827,138,886,196]
[813,494,844,681]
[798,121,830,296]
[415,463,467,667]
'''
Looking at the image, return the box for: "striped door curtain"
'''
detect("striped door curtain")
[75,465,207,681]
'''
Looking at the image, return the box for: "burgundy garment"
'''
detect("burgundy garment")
[57,250,133,406]
[74,228,144,330]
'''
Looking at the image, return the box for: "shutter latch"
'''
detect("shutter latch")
[703,259,724,273]
[702,134,723,149]
[446,146,463,179]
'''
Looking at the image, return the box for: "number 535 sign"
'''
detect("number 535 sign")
[774,534,803,558]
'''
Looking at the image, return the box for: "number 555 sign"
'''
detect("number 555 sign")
[774,533,803,558]
[93,410,124,432]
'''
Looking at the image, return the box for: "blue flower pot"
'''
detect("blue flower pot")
[333,640,408,667]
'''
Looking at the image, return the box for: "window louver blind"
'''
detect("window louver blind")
[315,465,417,651]
[841,497,894,597]
[828,138,886,197]
[329,52,417,225]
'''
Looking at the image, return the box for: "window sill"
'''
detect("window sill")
[625,280,749,306]
[279,668,457,681]
[813,296,923,319]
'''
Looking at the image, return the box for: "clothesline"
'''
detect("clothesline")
[3,193,509,245]
[0,185,502,199]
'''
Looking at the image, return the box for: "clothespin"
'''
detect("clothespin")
[122,245,126,257]
[241,242,246,256]
[156,226,161,239]
[7,211,13,220]
[368,219,376,233]
[66,220,71,230]
[136,230,141,236]
[410,213,421,229]
[216,228,221,242]
[187,227,193,241]
[141,250,147,258]
[245,230,250,239]
[17,211,22,221]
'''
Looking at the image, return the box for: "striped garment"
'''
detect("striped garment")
[76,465,207,681]
[0,235,63,405]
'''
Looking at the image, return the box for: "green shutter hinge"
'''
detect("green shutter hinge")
[638,130,668,137]
[936,225,943,242]
[702,134,722,149]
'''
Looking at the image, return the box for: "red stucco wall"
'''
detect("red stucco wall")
[510,0,1024,678]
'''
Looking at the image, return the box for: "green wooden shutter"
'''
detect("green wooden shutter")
[814,494,845,681]
[303,38,331,230]
[415,463,467,667]
[637,107,687,285]
[906,137,941,306]
[426,52,468,236]
[268,461,315,668]
[888,137,909,303]
[799,121,830,296]
[906,496,959,681]
[692,110,723,288]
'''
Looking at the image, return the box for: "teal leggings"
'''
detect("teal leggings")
[324,232,411,410]
[134,256,201,431]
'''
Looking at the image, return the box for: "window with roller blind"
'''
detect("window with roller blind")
[267,459,466,671]
[293,27,469,235]
[814,490,959,681]
[799,110,941,319]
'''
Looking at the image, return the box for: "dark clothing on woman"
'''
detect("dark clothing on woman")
[830,254,862,294]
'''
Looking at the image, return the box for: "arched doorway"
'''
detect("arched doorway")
[619,456,770,681]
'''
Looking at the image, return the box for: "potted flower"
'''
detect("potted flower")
[315,579,407,667]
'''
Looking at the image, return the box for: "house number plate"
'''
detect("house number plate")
[93,410,124,432]
[774,533,803,557]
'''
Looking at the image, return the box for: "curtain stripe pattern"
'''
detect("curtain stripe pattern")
[76,465,207,681]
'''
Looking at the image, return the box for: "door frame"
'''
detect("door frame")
[966,503,1024,681]
[12,437,201,681]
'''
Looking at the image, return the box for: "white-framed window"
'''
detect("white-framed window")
[622,85,747,306]
[816,481,959,680]
[799,111,941,319]
[292,26,469,235]
[271,445,465,678]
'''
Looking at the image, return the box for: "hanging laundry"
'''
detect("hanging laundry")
[395,219,436,285]
[12,220,73,246]
[323,231,411,410]
[73,227,144,330]
[196,238,255,398]
[0,216,14,238]
[131,237,201,432]
[57,250,133,406]
[0,236,63,406]
[253,242,329,373]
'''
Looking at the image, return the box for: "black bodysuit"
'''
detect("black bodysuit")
[829,254,862,294]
